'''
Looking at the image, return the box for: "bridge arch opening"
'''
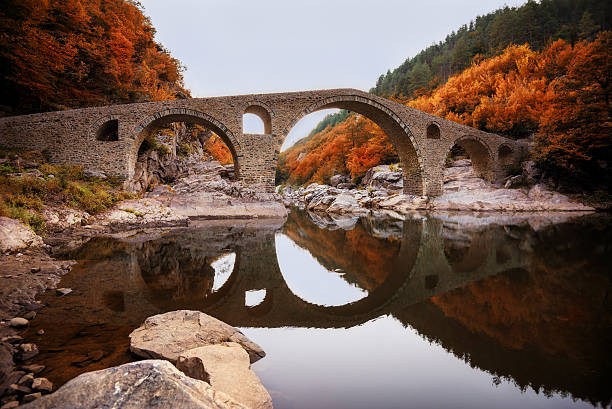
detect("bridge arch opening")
[243,104,272,134]
[96,119,119,141]
[277,96,424,195]
[444,136,495,184]
[130,110,240,191]
[426,122,441,139]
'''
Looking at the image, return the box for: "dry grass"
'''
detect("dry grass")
[0,148,134,233]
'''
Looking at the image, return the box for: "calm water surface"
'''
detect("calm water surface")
[24,210,612,409]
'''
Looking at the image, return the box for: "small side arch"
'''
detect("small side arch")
[426,122,441,139]
[90,115,120,141]
[243,102,273,134]
[446,135,495,182]
[130,108,241,178]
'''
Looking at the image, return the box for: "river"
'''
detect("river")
[22,210,612,409]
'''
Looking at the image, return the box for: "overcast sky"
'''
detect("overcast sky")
[140,0,526,147]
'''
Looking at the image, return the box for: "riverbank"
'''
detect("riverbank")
[278,159,595,215]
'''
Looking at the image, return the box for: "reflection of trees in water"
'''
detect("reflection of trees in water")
[283,211,403,292]
[395,218,612,408]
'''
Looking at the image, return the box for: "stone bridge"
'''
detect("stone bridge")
[0,89,522,196]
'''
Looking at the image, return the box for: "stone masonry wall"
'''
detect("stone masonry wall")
[0,89,522,196]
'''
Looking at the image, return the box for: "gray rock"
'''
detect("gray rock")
[22,392,41,403]
[177,343,272,409]
[329,174,349,187]
[362,164,403,191]
[129,310,265,364]
[0,218,44,253]
[31,377,53,392]
[21,360,247,409]
[83,170,106,178]
[336,182,356,190]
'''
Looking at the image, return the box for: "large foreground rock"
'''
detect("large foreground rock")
[0,217,44,252]
[177,343,273,409]
[20,360,247,409]
[129,310,265,364]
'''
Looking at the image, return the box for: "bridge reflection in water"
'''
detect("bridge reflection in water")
[29,211,611,409]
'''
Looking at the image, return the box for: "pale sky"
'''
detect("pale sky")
[140,0,526,148]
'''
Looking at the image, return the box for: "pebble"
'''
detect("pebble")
[24,311,36,320]
[17,343,39,361]
[32,377,53,392]
[21,364,45,374]
[9,317,29,328]
[37,329,45,335]
[30,267,41,273]
[56,288,72,296]
[9,383,32,394]
[1,335,23,344]
[17,373,34,386]
[22,392,42,403]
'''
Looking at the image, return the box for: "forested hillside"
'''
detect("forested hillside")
[278,0,610,191]
[372,0,610,99]
[0,0,189,116]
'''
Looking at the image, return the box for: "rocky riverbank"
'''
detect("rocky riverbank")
[278,159,594,215]
[18,310,272,409]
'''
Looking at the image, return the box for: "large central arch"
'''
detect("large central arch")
[129,108,242,179]
[279,95,425,196]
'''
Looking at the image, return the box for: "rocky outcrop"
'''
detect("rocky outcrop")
[0,218,44,253]
[125,148,181,193]
[101,157,286,228]
[129,310,266,364]
[42,207,90,232]
[177,343,273,409]
[279,160,593,215]
[20,360,247,409]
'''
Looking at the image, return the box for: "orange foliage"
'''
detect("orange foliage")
[283,211,400,290]
[279,115,398,185]
[0,0,189,116]
[204,134,234,165]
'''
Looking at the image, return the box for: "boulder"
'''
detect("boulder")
[329,174,348,187]
[327,194,366,215]
[20,360,247,409]
[0,217,44,253]
[362,165,403,191]
[83,170,106,179]
[129,310,265,364]
[177,343,272,409]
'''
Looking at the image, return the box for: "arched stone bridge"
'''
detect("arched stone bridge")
[0,89,522,196]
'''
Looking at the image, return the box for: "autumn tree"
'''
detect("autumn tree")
[0,0,189,116]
